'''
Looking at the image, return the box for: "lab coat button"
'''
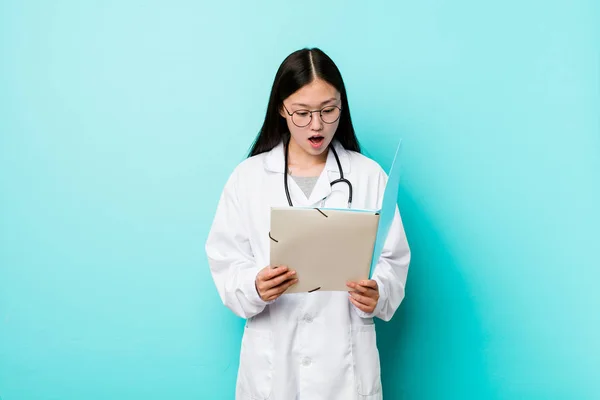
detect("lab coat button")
[301,357,312,366]
[304,314,313,323]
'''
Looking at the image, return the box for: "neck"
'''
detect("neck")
[287,136,328,168]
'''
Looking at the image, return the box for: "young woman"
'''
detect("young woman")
[205,48,411,400]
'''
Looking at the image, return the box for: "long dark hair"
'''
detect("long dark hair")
[248,48,360,157]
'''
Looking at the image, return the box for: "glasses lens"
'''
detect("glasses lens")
[321,106,341,123]
[292,111,311,127]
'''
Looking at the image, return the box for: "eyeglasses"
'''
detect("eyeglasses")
[282,103,342,128]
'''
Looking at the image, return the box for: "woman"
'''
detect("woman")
[205,47,411,400]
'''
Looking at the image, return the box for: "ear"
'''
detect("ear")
[279,104,287,119]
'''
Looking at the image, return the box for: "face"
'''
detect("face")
[280,78,342,157]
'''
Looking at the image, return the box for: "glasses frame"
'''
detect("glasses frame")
[282,103,342,128]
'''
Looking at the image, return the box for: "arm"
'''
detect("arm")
[205,169,268,319]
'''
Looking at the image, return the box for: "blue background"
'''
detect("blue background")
[1,1,599,399]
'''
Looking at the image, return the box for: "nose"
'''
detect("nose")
[309,111,323,131]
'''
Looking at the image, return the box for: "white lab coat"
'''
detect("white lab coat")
[205,139,411,400]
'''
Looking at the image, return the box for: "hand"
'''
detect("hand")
[347,280,379,314]
[255,265,298,302]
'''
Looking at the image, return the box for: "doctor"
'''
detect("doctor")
[205,47,411,400]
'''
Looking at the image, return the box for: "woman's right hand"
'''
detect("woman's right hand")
[255,265,298,302]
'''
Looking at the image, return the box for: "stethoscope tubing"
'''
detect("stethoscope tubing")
[283,137,353,208]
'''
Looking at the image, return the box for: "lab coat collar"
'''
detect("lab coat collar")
[263,138,351,175]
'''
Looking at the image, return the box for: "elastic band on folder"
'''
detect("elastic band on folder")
[308,287,321,293]
[269,232,279,243]
[314,208,328,218]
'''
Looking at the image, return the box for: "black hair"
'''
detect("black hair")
[248,48,360,157]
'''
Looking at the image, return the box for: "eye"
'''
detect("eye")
[322,107,336,114]
[295,111,310,117]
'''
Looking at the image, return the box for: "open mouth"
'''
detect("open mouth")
[308,135,325,147]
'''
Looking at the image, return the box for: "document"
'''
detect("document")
[269,139,403,293]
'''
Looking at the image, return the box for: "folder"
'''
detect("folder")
[269,139,403,293]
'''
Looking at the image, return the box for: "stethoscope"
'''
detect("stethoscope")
[283,136,353,208]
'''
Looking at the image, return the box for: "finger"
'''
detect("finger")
[262,265,289,280]
[263,270,296,290]
[348,283,370,294]
[360,280,378,289]
[264,278,298,300]
[349,296,374,313]
[258,266,288,284]
[349,296,370,312]
[349,291,377,307]
[347,284,377,300]
[263,276,296,297]
[265,282,294,302]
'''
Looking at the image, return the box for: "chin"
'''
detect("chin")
[308,146,328,155]
[304,142,330,156]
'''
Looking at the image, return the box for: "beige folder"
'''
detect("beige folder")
[269,207,380,293]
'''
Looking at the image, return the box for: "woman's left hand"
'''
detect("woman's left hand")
[347,280,379,314]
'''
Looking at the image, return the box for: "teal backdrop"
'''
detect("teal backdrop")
[1,1,599,399]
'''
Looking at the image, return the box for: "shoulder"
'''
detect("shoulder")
[344,148,387,179]
[234,153,265,175]
[223,152,267,189]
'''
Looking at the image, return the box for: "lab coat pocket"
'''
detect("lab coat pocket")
[238,326,274,400]
[351,324,382,397]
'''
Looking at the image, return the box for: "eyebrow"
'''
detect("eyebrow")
[292,97,339,107]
